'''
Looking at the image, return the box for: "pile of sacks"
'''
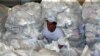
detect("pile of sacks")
[0,0,100,56]
[0,0,83,56]
[0,2,63,56]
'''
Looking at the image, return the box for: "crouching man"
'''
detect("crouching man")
[41,17,65,48]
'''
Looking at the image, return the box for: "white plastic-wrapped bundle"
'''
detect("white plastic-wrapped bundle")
[2,31,29,44]
[14,48,62,56]
[5,2,43,39]
[81,45,91,56]
[56,8,81,39]
[2,31,38,50]
[85,23,96,32]
[10,39,20,49]
[0,4,8,26]
[85,23,97,48]
[45,41,60,52]
[0,42,14,55]
[0,4,8,39]
[83,2,100,46]
[44,36,70,52]
[38,48,62,56]
[83,0,100,5]
[94,43,100,56]
[4,31,30,40]
[60,47,78,56]
[57,37,70,48]
[1,36,46,55]
[41,1,68,20]
[0,52,17,56]
[13,49,32,56]
[85,23,96,46]
[57,37,78,56]
[95,9,100,40]
[56,8,73,28]
[19,39,46,51]
[82,1,99,23]
[2,31,46,51]
[68,0,82,25]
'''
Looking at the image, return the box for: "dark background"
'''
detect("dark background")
[0,0,42,7]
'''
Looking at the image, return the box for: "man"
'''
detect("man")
[42,17,65,43]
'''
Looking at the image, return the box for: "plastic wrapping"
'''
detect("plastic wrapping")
[0,42,14,56]
[5,2,43,39]
[19,39,46,51]
[2,31,29,43]
[58,37,78,56]
[45,41,60,52]
[82,1,100,23]
[60,45,78,56]
[1,1,100,56]
[95,9,100,41]
[83,2,100,47]
[13,50,30,56]
[94,43,100,56]
[1,52,17,56]
[38,48,62,56]
[85,23,96,46]
[81,45,91,56]
[57,10,81,39]
[0,4,8,39]
[41,1,68,21]
[2,31,45,51]
[10,39,20,49]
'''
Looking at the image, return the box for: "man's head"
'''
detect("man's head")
[45,14,57,32]
[46,20,57,32]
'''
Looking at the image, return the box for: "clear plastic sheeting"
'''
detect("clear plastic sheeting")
[57,9,81,41]
[41,1,68,20]
[0,42,14,56]
[56,8,73,28]
[82,1,98,23]
[85,23,96,46]
[83,2,100,48]
[5,2,43,39]
[60,47,78,56]
[19,39,45,51]
[59,38,78,56]
[10,39,20,49]
[2,31,46,51]
[0,1,100,56]
[2,32,29,50]
[94,43,100,56]
[1,52,17,56]
[81,45,91,56]
[0,4,9,39]
[45,41,60,52]
[38,48,62,56]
